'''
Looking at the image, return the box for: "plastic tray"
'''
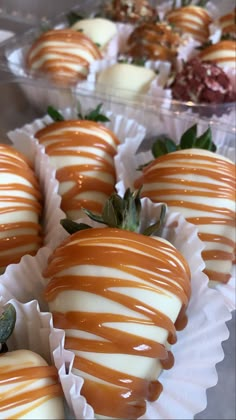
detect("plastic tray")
[0,0,235,130]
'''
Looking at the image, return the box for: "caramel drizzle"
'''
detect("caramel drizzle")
[166,6,211,42]
[219,10,236,34]
[199,40,236,65]
[135,151,236,283]
[126,23,180,61]
[36,120,120,218]
[44,227,191,418]
[26,29,102,83]
[0,145,43,270]
[0,365,62,417]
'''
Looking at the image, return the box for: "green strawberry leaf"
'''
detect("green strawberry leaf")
[152,139,168,157]
[60,219,91,234]
[194,127,214,150]
[102,199,119,227]
[197,0,208,7]
[152,136,177,158]
[67,11,84,26]
[143,203,167,236]
[210,142,217,152]
[180,123,197,149]
[0,303,16,345]
[148,124,217,163]
[82,208,105,224]
[83,103,110,122]
[47,106,64,122]
[60,188,166,236]
[47,103,110,124]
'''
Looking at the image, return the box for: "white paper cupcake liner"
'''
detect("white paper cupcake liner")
[114,123,236,311]
[44,198,232,419]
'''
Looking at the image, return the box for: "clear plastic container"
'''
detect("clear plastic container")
[0,0,235,130]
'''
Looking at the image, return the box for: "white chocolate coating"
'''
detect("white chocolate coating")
[71,18,117,49]
[96,63,156,101]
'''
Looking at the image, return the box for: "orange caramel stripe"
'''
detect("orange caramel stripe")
[204,269,232,284]
[0,384,62,412]
[0,234,43,251]
[0,366,58,384]
[0,182,42,201]
[199,40,236,56]
[198,232,235,248]
[0,221,42,233]
[167,6,211,22]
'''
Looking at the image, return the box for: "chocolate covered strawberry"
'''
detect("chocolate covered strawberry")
[198,40,236,69]
[26,29,102,85]
[0,144,43,273]
[35,105,119,220]
[166,4,211,43]
[135,125,236,284]
[44,189,191,419]
[0,304,65,419]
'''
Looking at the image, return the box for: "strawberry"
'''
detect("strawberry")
[198,40,236,69]
[218,9,236,39]
[0,144,43,273]
[134,125,236,284]
[26,29,102,85]
[0,304,65,419]
[35,106,119,220]
[166,5,212,43]
[44,189,191,419]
